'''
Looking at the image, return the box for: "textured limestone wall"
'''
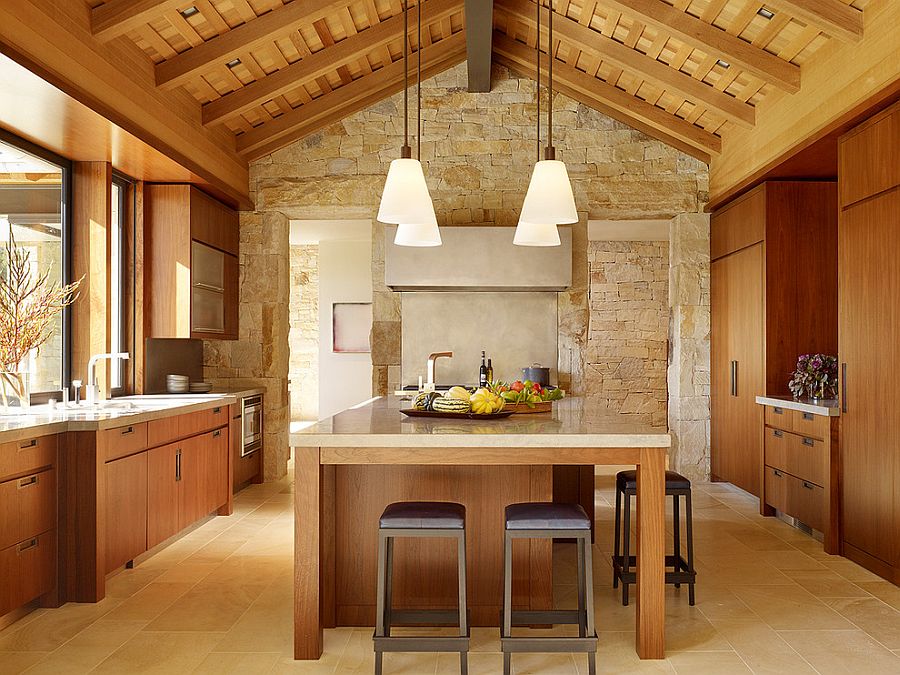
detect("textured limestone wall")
[203,211,291,481]
[586,241,669,426]
[668,214,711,482]
[289,245,319,420]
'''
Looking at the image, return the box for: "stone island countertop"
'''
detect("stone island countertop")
[755,395,840,417]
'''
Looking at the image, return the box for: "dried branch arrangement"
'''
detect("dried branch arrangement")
[0,229,82,406]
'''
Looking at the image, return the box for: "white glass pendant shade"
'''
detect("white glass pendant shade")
[377,158,437,226]
[394,221,442,247]
[513,221,561,247]
[518,159,578,226]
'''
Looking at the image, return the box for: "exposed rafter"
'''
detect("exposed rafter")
[92,0,185,41]
[236,30,467,159]
[155,0,348,89]
[601,0,801,93]
[203,0,461,127]
[465,0,493,91]
[498,0,755,129]
[493,34,719,161]
[765,0,863,43]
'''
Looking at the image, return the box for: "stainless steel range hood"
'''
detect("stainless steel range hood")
[384,225,572,291]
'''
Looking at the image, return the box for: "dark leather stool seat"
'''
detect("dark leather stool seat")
[615,470,691,491]
[379,501,465,529]
[505,502,590,530]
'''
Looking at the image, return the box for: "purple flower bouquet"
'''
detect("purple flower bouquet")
[788,354,839,400]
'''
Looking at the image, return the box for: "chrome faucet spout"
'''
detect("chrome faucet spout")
[426,351,453,388]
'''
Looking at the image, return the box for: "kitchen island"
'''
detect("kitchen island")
[291,396,671,660]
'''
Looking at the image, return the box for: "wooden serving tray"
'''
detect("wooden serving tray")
[400,409,514,420]
[505,401,553,414]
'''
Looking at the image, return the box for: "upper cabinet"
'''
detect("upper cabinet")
[144,185,239,340]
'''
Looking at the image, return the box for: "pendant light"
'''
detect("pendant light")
[514,0,577,247]
[378,0,441,247]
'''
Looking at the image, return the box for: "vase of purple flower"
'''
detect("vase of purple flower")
[788,354,839,401]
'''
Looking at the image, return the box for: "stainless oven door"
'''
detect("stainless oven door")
[241,395,263,457]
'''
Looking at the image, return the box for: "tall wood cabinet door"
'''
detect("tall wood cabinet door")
[105,453,148,573]
[710,257,733,483]
[147,443,181,548]
[839,191,900,565]
[178,436,205,530]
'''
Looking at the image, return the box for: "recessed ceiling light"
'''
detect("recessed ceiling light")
[180,6,199,18]
[757,7,775,19]
[226,58,241,68]
[716,59,730,68]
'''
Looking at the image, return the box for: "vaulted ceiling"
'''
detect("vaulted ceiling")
[85,0,870,164]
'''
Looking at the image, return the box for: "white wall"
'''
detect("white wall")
[318,239,373,418]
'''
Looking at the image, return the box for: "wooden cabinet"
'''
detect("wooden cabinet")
[147,442,180,548]
[105,453,148,573]
[144,184,239,340]
[0,530,56,617]
[710,181,838,498]
[838,101,900,582]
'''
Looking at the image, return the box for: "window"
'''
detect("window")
[110,177,125,392]
[0,135,70,397]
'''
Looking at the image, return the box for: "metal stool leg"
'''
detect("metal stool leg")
[582,534,597,675]
[457,531,468,675]
[613,483,622,588]
[673,493,681,588]
[577,536,586,637]
[621,491,631,606]
[385,536,394,636]
[686,489,696,606]
[375,532,387,675]
[502,531,513,675]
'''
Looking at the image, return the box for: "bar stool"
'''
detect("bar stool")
[612,470,696,606]
[374,501,469,675]
[501,502,597,675]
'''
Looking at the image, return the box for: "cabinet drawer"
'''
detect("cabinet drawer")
[0,530,56,616]
[792,410,828,441]
[205,405,229,431]
[764,405,792,431]
[765,429,827,488]
[0,468,56,550]
[0,433,57,481]
[102,423,149,462]
[764,466,825,533]
[764,427,792,473]
[764,466,790,514]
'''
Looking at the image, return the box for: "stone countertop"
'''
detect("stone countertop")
[209,387,266,398]
[755,395,840,417]
[0,394,239,444]
[291,396,670,448]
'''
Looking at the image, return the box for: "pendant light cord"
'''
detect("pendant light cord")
[417,0,422,161]
[402,0,410,157]
[548,0,553,151]
[535,0,541,162]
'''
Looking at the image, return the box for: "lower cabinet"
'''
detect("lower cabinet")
[764,466,825,532]
[0,530,56,616]
[105,453,148,573]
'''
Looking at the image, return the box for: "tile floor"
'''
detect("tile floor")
[2,469,900,674]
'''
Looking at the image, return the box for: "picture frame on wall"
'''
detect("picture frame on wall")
[332,302,372,353]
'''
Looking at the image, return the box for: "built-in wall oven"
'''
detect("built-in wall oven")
[241,394,263,457]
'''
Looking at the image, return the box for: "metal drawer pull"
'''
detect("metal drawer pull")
[176,450,182,482]
[773,406,784,414]
[19,439,37,449]
[121,426,135,435]
[802,437,815,447]
[802,412,814,421]
[213,430,221,438]
[802,481,815,490]
[773,469,784,478]
[17,538,38,554]
[17,475,39,489]
[773,429,784,438]
[730,361,738,396]
[841,363,848,413]
[213,407,221,414]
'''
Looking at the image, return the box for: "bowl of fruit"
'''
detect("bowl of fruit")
[489,380,565,414]
[401,386,512,419]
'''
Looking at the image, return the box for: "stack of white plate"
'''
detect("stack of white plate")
[166,374,190,394]
[189,381,213,394]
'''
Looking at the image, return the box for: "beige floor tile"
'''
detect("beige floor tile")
[102,582,195,623]
[823,559,887,583]
[784,569,871,598]
[211,578,294,654]
[664,605,730,652]
[712,619,817,674]
[437,651,503,675]
[856,581,900,611]
[509,652,578,674]
[694,554,793,587]
[589,632,676,674]
[336,629,437,674]
[779,629,900,674]
[693,585,756,623]
[0,651,49,673]
[192,651,281,674]
[151,561,220,585]
[103,568,166,599]
[22,620,146,675]
[824,596,900,649]
[668,651,752,674]
[0,598,122,652]
[144,578,270,632]
[730,585,857,631]
[92,631,224,674]
[757,550,828,572]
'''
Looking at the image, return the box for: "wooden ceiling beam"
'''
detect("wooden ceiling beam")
[498,0,754,129]
[493,33,718,161]
[601,0,801,93]
[155,0,349,89]
[92,0,186,41]
[202,0,462,126]
[236,31,467,159]
[765,0,863,43]
[465,0,493,91]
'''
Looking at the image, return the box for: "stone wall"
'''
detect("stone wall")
[668,214,711,483]
[289,245,319,420]
[203,211,291,481]
[586,240,669,427]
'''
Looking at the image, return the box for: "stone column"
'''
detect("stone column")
[667,213,711,483]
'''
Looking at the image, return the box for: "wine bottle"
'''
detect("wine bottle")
[486,358,494,385]
[479,351,488,388]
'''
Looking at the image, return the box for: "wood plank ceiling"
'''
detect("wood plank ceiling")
[85,0,869,164]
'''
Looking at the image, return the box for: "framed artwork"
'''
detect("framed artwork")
[332,302,372,353]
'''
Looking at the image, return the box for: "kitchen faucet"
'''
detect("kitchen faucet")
[86,352,130,405]
[426,351,453,390]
